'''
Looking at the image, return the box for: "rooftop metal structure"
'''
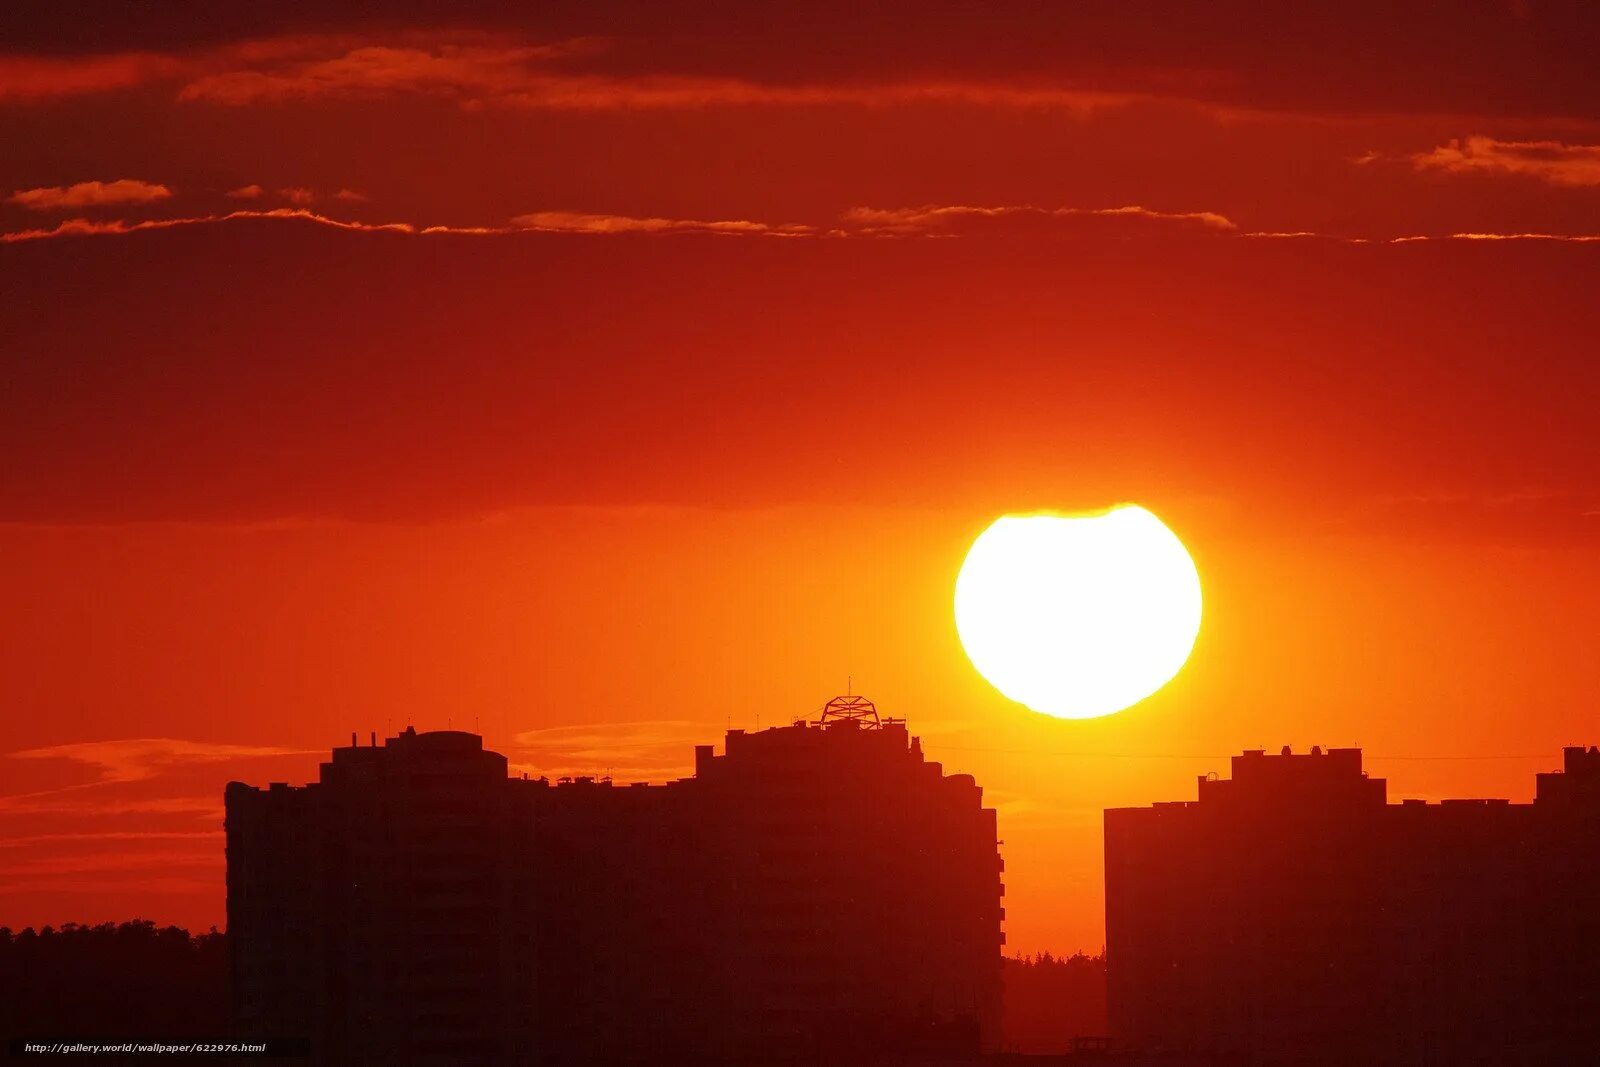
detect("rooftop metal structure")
[814,693,905,730]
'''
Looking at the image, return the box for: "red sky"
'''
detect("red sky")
[2,1,1598,953]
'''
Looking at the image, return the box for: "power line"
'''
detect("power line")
[929,744,1560,762]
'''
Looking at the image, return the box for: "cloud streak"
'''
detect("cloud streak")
[0,830,223,848]
[2,33,1152,118]
[0,51,183,100]
[8,738,309,786]
[1408,136,1600,187]
[0,208,431,244]
[510,210,813,236]
[843,203,1238,234]
[8,179,172,211]
[0,795,223,817]
[4,202,1598,249]
[172,39,1143,115]
[0,849,217,878]
[0,207,814,244]
[510,719,707,781]
[1389,231,1600,243]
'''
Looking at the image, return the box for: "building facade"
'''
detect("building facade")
[226,697,1003,1063]
[1105,745,1600,1064]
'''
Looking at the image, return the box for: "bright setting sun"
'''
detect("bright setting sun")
[954,505,1202,719]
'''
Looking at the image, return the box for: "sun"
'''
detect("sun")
[954,505,1202,720]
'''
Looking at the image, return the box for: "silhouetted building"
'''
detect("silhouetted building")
[1105,745,1600,1064]
[227,697,1003,1063]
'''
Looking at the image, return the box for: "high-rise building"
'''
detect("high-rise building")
[226,728,530,1063]
[226,696,1003,1063]
[1105,745,1600,1064]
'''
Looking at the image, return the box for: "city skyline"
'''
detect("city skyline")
[8,680,1600,957]
[10,723,1599,1059]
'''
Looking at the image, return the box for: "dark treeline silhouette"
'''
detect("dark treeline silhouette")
[1,921,1113,1060]
[0,921,227,1039]
[1002,952,1108,1054]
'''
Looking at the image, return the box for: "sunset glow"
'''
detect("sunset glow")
[1,3,1598,968]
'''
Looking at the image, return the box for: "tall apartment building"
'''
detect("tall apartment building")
[1105,745,1600,1064]
[226,696,1003,1063]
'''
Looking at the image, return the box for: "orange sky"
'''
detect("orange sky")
[2,2,1598,954]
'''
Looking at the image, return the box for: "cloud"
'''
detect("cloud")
[168,37,1144,115]
[0,51,183,100]
[0,33,1150,116]
[226,184,264,199]
[1389,231,1600,243]
[278,186,316,206]
[6,202,1596,250]
[7,179,172,211]
[842,203,1238,235]
[487,77,1137,114]
[0,793,223,817]
[0,849,217,878]
[177,41,589,106]
[333,188,368,202]
[0,875,218,896]
[511,210,813,236]
[1409,136,1600,187]
[0,738,309,822]
[0,830,222,848]
[0,206,820,247]
[510,719,708,781]
[5,27,1594,129]
[0,33,1170,118]
[8,738,310,786]
[0,208,432,244]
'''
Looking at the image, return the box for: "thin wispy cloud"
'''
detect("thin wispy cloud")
[8,179,172,211]
[1389,231,1600,243]
[0,739,307,820]
[511,210,814,236]
[0,208,431,244]
[1,33,1166,118]
[842,203,1238,235]
[0,51,183,100]
[0,795,222,817]
[0,830,223,848]
[8,738,311,785]
[4,202,1598,249]
[176,40,593,106]
[171,37,1145,115]
[510,719,708,781]
[1408,136,1600,187]
[0,849,218,878]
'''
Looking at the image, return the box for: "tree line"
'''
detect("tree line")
[0,922,227,1038]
